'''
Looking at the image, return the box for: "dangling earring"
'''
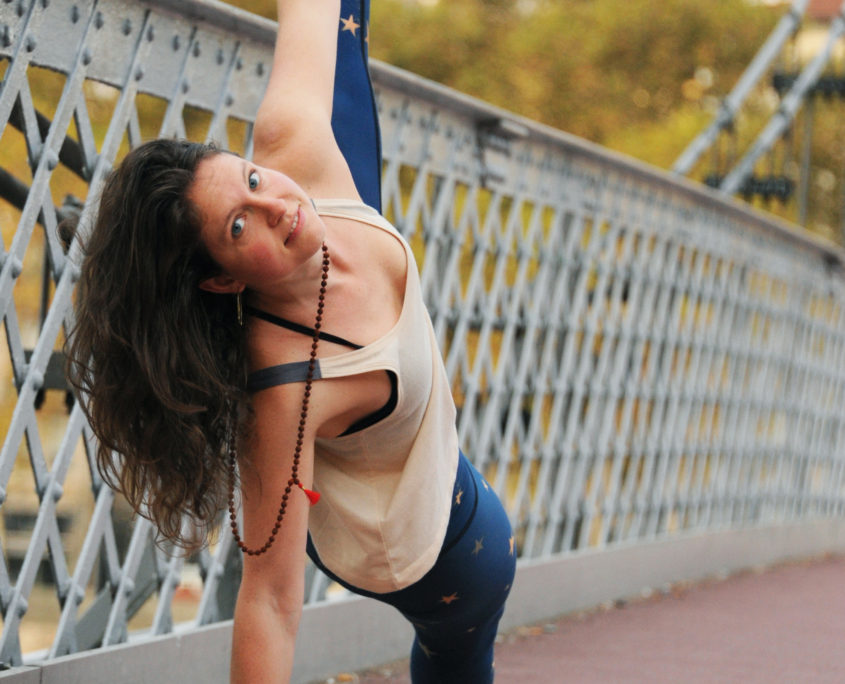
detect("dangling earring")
[236,291,243,327]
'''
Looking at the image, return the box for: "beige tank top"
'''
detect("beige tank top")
[300,199,459,593]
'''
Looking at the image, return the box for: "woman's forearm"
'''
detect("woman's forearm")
[231,592,301,683]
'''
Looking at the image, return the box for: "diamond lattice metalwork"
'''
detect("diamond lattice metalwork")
[0,0,844,668]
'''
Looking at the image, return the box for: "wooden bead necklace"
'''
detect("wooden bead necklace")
[227,242,328,556]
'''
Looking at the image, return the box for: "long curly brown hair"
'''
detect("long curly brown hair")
[67,139,250,549]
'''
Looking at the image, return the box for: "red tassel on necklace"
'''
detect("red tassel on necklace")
[298,483,321,506]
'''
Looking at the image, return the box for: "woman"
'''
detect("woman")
[68,1,514,682]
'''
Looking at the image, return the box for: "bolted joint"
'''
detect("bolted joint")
[67,261,81,283]
[30,369,44,391]
[10,256,23,279]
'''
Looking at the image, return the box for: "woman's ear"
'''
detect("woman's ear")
[199,274,245,294]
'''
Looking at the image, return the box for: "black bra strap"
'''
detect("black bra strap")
[245,305,362,350]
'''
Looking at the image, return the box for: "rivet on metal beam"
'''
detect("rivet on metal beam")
[46,150,58,170]
[146,25,154,41]
[68,261,81,283]
[16,0,24,18]
[81,47,91,66]
[24,34,35,52]
[51,481,63,501]
[172,34,180,51]
[1,25,10,49]
[94,11,103,29]
[30,369,44,391]
[0,488,6,506]
[256,62,264,77]
[236,57,243,71]
[225,94,234,107]
[70,5,79,23]
[40,0,49,8]
[16,597,28,618]
[121,19,131,36]
[181,78,190,94]
[10,256,23,279]
[216,48,224,65]
[192,41,200,57]
[134,66,144,81]
[123,579,135,595]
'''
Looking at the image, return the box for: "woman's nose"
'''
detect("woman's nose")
[255,195,287,228]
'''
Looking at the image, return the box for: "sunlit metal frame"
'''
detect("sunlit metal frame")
[0,0,844,669]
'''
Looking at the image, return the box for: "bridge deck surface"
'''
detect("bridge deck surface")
[338,553,845,683]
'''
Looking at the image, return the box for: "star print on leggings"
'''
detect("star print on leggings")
[439,592,459,605]
[340,14,360,36]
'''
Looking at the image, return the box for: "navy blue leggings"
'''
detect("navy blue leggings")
[307,452,516,683]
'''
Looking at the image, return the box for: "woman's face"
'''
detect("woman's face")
[188,152,325,295]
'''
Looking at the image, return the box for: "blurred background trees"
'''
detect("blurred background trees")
[230,0,778,166]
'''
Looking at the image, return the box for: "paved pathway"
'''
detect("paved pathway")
[321,554,845,683]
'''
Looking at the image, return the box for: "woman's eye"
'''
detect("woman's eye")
[232,216,245,237]
[248,170,260,190]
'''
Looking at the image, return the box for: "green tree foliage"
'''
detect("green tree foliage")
[368,0,777,157]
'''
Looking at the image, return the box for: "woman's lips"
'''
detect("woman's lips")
[284,204,302,245]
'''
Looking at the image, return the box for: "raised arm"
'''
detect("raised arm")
[252,0,359,200]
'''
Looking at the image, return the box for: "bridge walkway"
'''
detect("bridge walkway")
[347,554,845,684]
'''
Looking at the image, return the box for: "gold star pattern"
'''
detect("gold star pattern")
[440,592,459,605]
[472,537,484,556]
[509,536,515,555]
[340,14,360,37]
[455,488,463,505]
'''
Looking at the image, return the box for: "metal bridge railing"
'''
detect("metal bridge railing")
[1,0,844,671]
